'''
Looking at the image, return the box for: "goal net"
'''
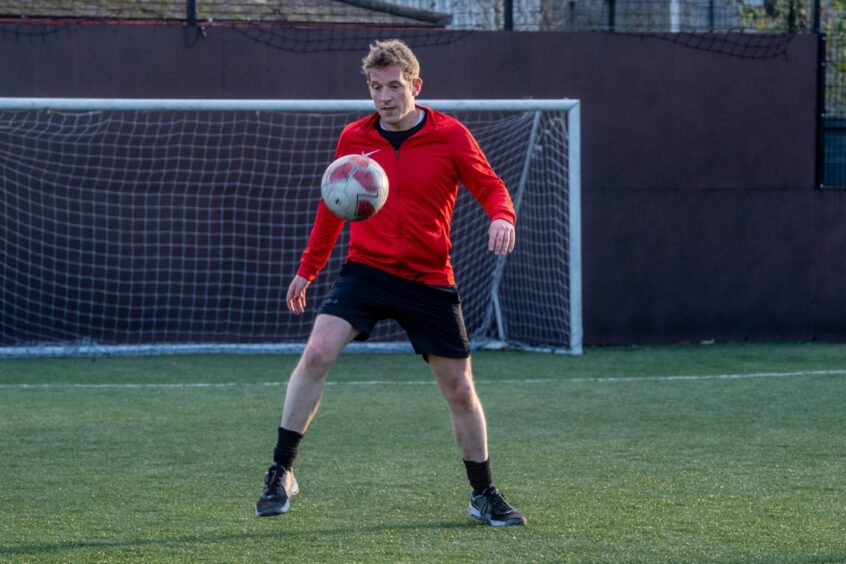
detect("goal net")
[0,98,581,357]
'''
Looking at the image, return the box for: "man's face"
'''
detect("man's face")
[367,64,423,132]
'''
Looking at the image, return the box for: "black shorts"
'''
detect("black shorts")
[317,262,470,359]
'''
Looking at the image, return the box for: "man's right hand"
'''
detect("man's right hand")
[286,275,311,315]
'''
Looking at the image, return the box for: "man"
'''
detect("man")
[256,39,526,527]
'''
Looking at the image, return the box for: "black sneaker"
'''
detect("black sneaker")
[256,462,300,517]
[469,485,526,527]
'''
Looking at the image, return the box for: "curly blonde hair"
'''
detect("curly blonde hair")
[361,39,420,82]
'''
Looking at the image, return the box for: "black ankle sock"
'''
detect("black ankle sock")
[273,427,304,470]
[463,459,492,496]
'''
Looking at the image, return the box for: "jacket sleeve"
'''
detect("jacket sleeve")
[296,135,350,281]
[296,201,345,281]
[452,124,517,225]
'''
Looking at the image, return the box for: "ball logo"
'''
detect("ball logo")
[321,154,389,221]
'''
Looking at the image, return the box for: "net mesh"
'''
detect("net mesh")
[0,104,576,355]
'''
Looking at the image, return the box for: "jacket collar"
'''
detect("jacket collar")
[365,104,438,131]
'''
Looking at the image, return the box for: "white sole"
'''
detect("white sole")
[469,503,523,527]
[256,498,289,517]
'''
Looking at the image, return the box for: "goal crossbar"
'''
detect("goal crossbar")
[0,97,580,113]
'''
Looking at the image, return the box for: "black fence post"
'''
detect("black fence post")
[816,32,827,189]
[709,0,715,32]
[186,0,197,27]
[608,0,616,31]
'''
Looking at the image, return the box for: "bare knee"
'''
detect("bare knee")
[298,340,338,376]
[295,315,357,377]
[432,358,480,413]
[443,379,480,412]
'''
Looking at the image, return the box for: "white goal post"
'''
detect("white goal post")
[0,97,581,357]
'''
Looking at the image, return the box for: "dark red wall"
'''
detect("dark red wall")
[2,24,842,344]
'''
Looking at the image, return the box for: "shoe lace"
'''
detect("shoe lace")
[264,465,285,496]
[484,487,513,515]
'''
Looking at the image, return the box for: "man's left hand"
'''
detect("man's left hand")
[488,218,516,256]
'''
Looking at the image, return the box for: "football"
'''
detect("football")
[320,154,389,221]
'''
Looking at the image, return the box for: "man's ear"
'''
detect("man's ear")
[412,78,423,97]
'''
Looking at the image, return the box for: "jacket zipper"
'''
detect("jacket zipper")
[394,146,404,267]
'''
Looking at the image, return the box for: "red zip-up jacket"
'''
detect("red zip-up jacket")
[297,105,516,286]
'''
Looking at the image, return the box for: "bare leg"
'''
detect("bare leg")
[429,355,488,462]
[280,314,359,433]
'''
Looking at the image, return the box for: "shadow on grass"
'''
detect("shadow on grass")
[1,521,480,558]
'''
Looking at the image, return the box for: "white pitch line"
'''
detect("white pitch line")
[0,369,844,390]
[557,369,846,384]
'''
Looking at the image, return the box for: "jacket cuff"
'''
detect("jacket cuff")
[492,211,516,225]
[296,264,319,282]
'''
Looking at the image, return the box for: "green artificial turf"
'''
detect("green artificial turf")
[1,343,844,562]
